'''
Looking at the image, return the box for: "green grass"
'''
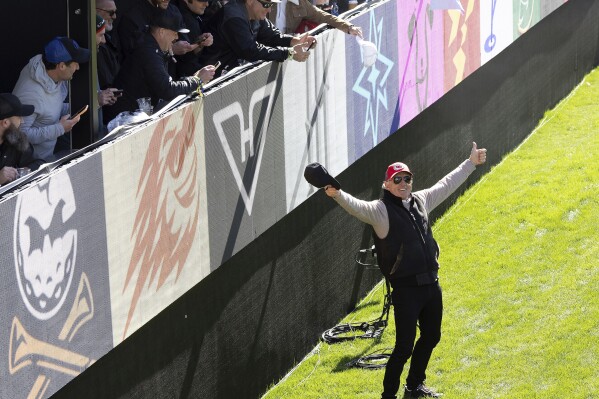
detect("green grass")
[262,68,599,399]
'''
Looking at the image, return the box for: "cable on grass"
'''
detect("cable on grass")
[321,247,392,344]
[346,347,394,370]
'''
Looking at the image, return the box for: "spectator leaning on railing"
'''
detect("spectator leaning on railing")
[200,0,317,75]
[118,0,200,79]
[105,9,216,122]
[270,0,362,36]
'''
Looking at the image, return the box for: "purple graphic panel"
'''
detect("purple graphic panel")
[345,1,400,162]
[395,0,445,128]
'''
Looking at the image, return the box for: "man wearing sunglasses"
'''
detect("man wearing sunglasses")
[200,0,317,75]
[96,0,121,94]
[324,142,487,398]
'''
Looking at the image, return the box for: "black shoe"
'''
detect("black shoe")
[403,383,441,398]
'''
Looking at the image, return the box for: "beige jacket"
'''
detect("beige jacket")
[269,0,352,34]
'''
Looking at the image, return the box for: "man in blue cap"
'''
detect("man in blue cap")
[12,37,90,161]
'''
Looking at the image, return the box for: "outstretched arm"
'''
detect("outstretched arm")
[418,141,487,212]
[325,185,390,238]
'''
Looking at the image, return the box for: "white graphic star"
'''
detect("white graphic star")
[352,10,395,147]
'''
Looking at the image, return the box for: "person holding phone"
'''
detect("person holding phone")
[96,16,122,109]
[200,0,317,76]
[270,0,363,36]
[174,0,216,77]
[105,9,217,122]
[12,37,90,161]
[324,143,487,399]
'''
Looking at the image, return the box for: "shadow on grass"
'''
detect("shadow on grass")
[330,339,388,373]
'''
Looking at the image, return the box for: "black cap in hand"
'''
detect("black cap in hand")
[304,162,341,190]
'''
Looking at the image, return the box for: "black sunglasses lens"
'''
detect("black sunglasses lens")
[393,176,411,184]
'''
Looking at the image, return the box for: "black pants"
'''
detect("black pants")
[381,281,443,399]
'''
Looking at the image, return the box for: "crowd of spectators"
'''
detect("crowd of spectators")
[3,0,362,185]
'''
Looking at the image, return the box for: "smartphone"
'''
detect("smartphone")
[213,61,221,70]
[113,89,124,96]
[68,105,89,120]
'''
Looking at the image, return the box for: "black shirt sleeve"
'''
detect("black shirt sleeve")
[222,17,291,62]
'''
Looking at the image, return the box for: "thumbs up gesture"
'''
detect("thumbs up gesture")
[469,142,487,165]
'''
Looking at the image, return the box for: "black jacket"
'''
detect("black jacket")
[105,33,201,122]
[0,141,43,171]
[117,0,160,58]
[174,0,207,77]
[98,32,121,89]
[118,0,197,78]
[175,0,206,43]
[373,190,440,282]
[201,0,293,74]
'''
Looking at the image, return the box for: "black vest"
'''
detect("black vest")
[373,190,440,283]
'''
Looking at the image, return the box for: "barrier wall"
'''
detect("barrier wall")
[2,0,595,397]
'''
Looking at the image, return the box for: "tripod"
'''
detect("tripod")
[321,246,392,344]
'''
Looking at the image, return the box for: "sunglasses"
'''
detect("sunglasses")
[392,175,412,184]
[96,7,117,16]
[256,0,275,8]
[315,3,331,9]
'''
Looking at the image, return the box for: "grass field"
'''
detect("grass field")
[262,68,599,399]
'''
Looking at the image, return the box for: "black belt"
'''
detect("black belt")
[392,271,438,287]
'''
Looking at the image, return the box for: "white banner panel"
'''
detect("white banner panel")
[282,29,349,212]
[480,0,514,65]
[102,103,210,343]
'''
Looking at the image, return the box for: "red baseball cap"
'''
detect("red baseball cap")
[385,162,412,180]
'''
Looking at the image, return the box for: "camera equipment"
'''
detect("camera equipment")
[320,246,392,344]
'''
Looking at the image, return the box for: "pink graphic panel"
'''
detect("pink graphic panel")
[443,0,481,92]
[397,0,445,128]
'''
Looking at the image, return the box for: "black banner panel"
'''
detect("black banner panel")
[0,155,112,399]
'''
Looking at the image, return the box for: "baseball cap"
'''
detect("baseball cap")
[0,93,35,120]
[150,9,190,33]
[44,37,90,64]
[385,162,412,181]
[304,162,341,190]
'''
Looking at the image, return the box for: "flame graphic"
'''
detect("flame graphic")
[122,106,200,338]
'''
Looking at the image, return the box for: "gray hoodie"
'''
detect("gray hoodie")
[12,54,69,161]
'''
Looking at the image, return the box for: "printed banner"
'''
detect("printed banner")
[444,0,481,92]
[513,0,541,38]
[0,156,112,398]
[102,104,211,343]
[480,0,514,65]
[0,0,570,396]
[395,0,445,128]
[203,63,288,268]
[281,29,350,212]
[345,0,400,162]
